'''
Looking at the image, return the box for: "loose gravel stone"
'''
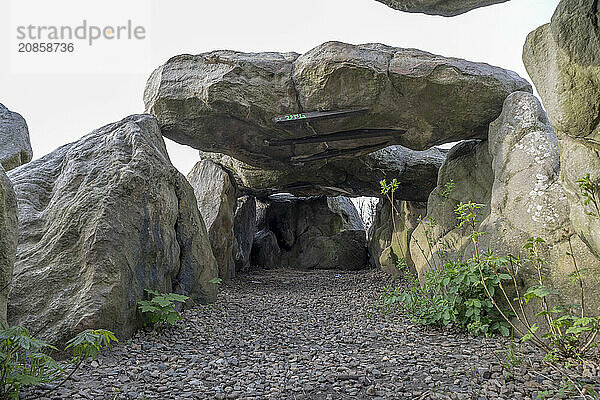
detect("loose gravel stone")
[23,269,599,399]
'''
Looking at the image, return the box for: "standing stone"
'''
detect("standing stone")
[0,167,17,327]
[252,195,368,270]
[7,115,218,345]
[523,0,600,261]
[233,196,256,271]
[410,139,493,277]
[251,230,281,270]
[368,199,426,275]
[410,92,600,314]
[188,160,237,279]
[478,92,600,313]
[0,103,33,171]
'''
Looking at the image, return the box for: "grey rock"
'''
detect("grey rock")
[479,92,600,315]
[411,92,600,314]
[0,103,32,171]
[7,114,218,345]
[145,41,530,170]
[202,145,445,200]
[368,199,426,274]
[251,230,281,270]
[188,160,237,279]
[374,0,509,16]
[410,139,493,276]
[233,196,256,271]
[523,0,600,264]
[252,195,367,270]
[0,167,17,327]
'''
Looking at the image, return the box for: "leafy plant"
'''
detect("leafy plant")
[0,326,60,399]
[380,178,400,235]
[383,258,512,336]
[382,201,512,337]
[0,327,116,399]
[66,329,117,360]
[471,173,600,363]
[382,174,600,362]
[451,198,600,360]
[137,289,189,326]
[440,179,455,202]
[494,236,600,362]
[496,343,522,379]
[577,174,600,217]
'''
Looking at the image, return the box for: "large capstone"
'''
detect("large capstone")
[188,160,238,279]
[0,103,33,171]
[201,145,445,200]
[0,167,17,327]
[523,0,600,262]
[144,41,531,171]
[374,0,509,16]
[252,195,368,270]
[7,114,218,345]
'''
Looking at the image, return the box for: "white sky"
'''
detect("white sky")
[1,0,559,175]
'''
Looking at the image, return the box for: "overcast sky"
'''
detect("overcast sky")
[1,0,559,175]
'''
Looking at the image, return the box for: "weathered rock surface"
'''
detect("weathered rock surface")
[7,114,218,345]
[523,0,600,262]
[368,199,426,274]
[188,160,237,279]
[410,139,493,274]
[479,92,600,313]
[233,196,256,271]
[0,167,17,327]
[0,103,33,171]
[252,195,368,270]
[375,0,509,16]
[411,92,600,314]
[145,41,531,170]
[202,145,445,200]
[251,230,281,271]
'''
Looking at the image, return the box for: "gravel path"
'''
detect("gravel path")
[27,269,599,399]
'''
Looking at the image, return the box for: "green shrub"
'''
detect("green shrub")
[379,190,513,337]
[381,176,600,360]
[137,289,189,326]
[384,253,512,336]
[0,327,116,399]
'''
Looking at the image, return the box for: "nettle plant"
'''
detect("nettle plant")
[0,326,116,399]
